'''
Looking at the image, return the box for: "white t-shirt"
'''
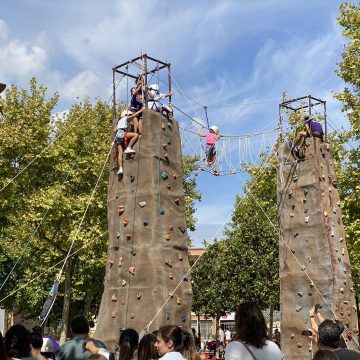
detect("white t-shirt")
[117,116,128,130]
[225,340,284,360]
[219,329,225,342]
[160,351,186,360]
[225,330,232,341]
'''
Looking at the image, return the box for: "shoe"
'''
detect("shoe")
[117,166,123,175]
[124,147,135,154]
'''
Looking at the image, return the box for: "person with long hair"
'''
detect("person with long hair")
[313,350,339,360]
[86,328,139,360]
[225,303,284,360]
[4,324,33,360]
[1,331,9,360]
[137,334,158,360]
[155,325,190,360]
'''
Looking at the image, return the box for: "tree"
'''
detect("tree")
[334,2,360,294]
[0,80,201,338]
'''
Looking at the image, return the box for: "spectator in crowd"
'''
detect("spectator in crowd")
[155,325,188,360]
[313,350,339,360]
[137,333,158,360]
[1,331,9,360]
[191,329,200,352]
[224,329,232,346]
[55,315,106,360]
[86,355,107,360]
[29,326,49,360]
[4,324,35,360]
[225,302,284,360]
[316,320,360,359]
[86,328,139,360]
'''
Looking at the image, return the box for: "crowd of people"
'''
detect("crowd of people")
[1,302,359,360]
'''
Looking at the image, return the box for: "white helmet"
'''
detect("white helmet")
[149,84,159,92]
[121,110,132,118]
[210,125,219,134]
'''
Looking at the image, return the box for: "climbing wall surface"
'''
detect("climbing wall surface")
[277,137,358,359]
[96,110,192,350]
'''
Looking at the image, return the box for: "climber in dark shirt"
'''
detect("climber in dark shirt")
[291,115,324,159]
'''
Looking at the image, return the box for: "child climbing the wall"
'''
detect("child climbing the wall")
[147,84,173,119]
[115,108,143,175]
[291,115,324,159]
[198,125,220,172]
[129,75,144,134]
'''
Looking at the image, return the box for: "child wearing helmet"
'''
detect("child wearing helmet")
[147,84,173,118]
[114,108,143,175]
[198,125,220,170]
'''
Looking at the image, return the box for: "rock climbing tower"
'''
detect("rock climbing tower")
[277,96,358,359]
[96,56,192,349]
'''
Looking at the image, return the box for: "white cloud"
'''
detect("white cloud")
[0,19,8,41]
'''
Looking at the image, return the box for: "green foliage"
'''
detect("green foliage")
[192,155,279,315]
[0,79,201,327]
[334,2,360,295]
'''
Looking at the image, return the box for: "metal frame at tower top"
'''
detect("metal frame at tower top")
[112,54,171,119]
[278,95,327,141]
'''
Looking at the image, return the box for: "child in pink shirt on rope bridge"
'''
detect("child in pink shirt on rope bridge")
[198,125,219,172]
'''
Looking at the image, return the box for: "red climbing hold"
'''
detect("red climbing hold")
[178,254,183,261]
[129,266,135,275]
[109,260,114,267]
[174,198,180,205]
[126,233,132,240]
[165,259,173,267]
[169,272,174,279]
[118,256,124,267]
[118,205,125,215]
[164,153,169,162]
[112,312,116,318]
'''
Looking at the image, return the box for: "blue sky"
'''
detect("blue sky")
[0,0,349,246]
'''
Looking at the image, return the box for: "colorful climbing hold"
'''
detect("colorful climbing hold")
[137,293,142,300]
[131,187,136,193]
[111,294,117,302]
[178,254,183,261]
[139,201,147,208]
[288,190,293,197]
[143,220,149,226]
[118,205,125,215]
[126,233,132,240]
[167,138,171,145]
[164,153,169,162]
[324,211,328,217]
[169,225,173,231]
[297,292,303,297]
[174,198,180,205]
[130,175,135,183]
[172,172,177,179]
[130,313,135,319]
[129,267,135,275]
[116,232,122,239]
[292,174,298,182]
[169,272,174,280]
[124,219,129,226]
[112,312,116,318]
[167,183,171,189]
[162,121,166,130]
[181,315,187,323]
[118,256,124,267]
[296,306,302,312]
[167,122,172,130]
[165,259,173,267]
[165,234,170,241]
[121,279,127,287]
[162,144,167,150]
[179,225,186,233]
[290,212,295,218]
[304,188,308,195]
[176,297,181,305]
[160,208,165,215]
[131,249,136,256]
[161,171,169,180]
[109,260,114,267]
[304,216,309,224]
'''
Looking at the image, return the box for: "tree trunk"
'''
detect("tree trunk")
[83,287,93,316]
[269,303,274,337]
[59,259,73,344]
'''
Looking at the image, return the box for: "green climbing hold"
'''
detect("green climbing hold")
[116,232,121,239]
[167,122,172,130]
[167,137,171,145]
[161,171,169,181]
[160,208,165,215]
[131,187,136,193]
